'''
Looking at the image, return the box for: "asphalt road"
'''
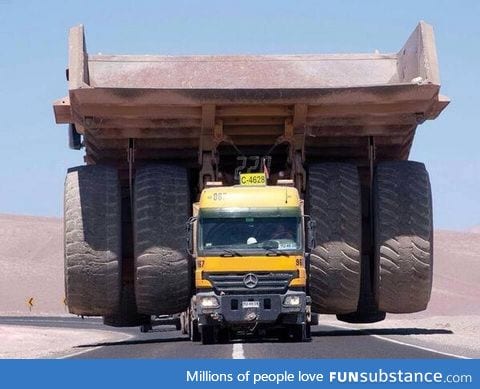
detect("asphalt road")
[0,316,461,359]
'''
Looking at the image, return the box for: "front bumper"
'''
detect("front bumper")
[195,290,308,326]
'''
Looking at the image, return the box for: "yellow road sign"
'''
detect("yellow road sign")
[27,297,34,311]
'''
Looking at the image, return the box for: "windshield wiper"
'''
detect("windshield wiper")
[219,249,243,257]
[263,247,290,256]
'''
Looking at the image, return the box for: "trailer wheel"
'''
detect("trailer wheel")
[190,318,201,342]
[64,165,122,316]
[374,161,433,313]
[307,163,362,314]
[287,323,310,342]
[175,318,182,331]
[201,325,216,345]
[180,312,188,335]
[134,164,192,315]
[140,323,153,333]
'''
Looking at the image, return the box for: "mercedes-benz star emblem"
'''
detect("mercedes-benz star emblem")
[243,273,258,288]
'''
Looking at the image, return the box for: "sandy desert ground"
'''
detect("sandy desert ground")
[0,325,131,359]
[0,213,479,357]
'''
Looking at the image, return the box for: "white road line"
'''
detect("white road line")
[1,318,99,326]
[57,346,103,359]
[56,333,135,359]
[232,342,245,359]
[325,323,470,359]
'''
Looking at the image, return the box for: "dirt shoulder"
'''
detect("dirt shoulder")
[0,325,131,359]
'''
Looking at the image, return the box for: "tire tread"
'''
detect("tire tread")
[134,164,191,315]
[64,165,121,316]
[374,161,433,313]
[307,163,362,314]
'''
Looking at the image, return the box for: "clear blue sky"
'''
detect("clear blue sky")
[0,0,479,230]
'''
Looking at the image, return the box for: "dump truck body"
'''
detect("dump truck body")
[55,22,448,338]
[54,22,447,173]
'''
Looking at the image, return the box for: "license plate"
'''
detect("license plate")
[242,301,260,308]
[239,173,266,186]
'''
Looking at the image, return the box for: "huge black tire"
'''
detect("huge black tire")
[64,165,122,316]
[103,284,151,327]
[337,256,386,323]
[307,163,362,314]
[374,161,433,313]
[133,165,191,315]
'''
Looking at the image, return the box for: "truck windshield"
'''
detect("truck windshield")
[199,216,302,255]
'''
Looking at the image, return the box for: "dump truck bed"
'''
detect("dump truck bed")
[54,22,448,165]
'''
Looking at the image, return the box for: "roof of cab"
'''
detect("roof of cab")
[199,186,301,209]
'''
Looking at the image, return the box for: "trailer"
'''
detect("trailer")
[54,22,448,333]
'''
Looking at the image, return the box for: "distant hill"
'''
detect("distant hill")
[0,214,65,315]
[468,225,480,234]
[426,230,480,316]
[0,214,479,317]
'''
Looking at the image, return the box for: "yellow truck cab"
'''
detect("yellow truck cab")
[187,174,313,344]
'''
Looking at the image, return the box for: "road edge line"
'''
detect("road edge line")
[56,333,136,359]
[324,322,470,359]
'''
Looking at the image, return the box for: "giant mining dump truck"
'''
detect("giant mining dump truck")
[54,22,449,343]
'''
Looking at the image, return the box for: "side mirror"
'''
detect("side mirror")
[186,217,197,255]
[306,218,316,250]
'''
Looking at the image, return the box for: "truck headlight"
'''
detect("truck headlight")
[199,296,219,308]
[283,295,301,306]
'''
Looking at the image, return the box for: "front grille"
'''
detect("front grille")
[204,272,296,295]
